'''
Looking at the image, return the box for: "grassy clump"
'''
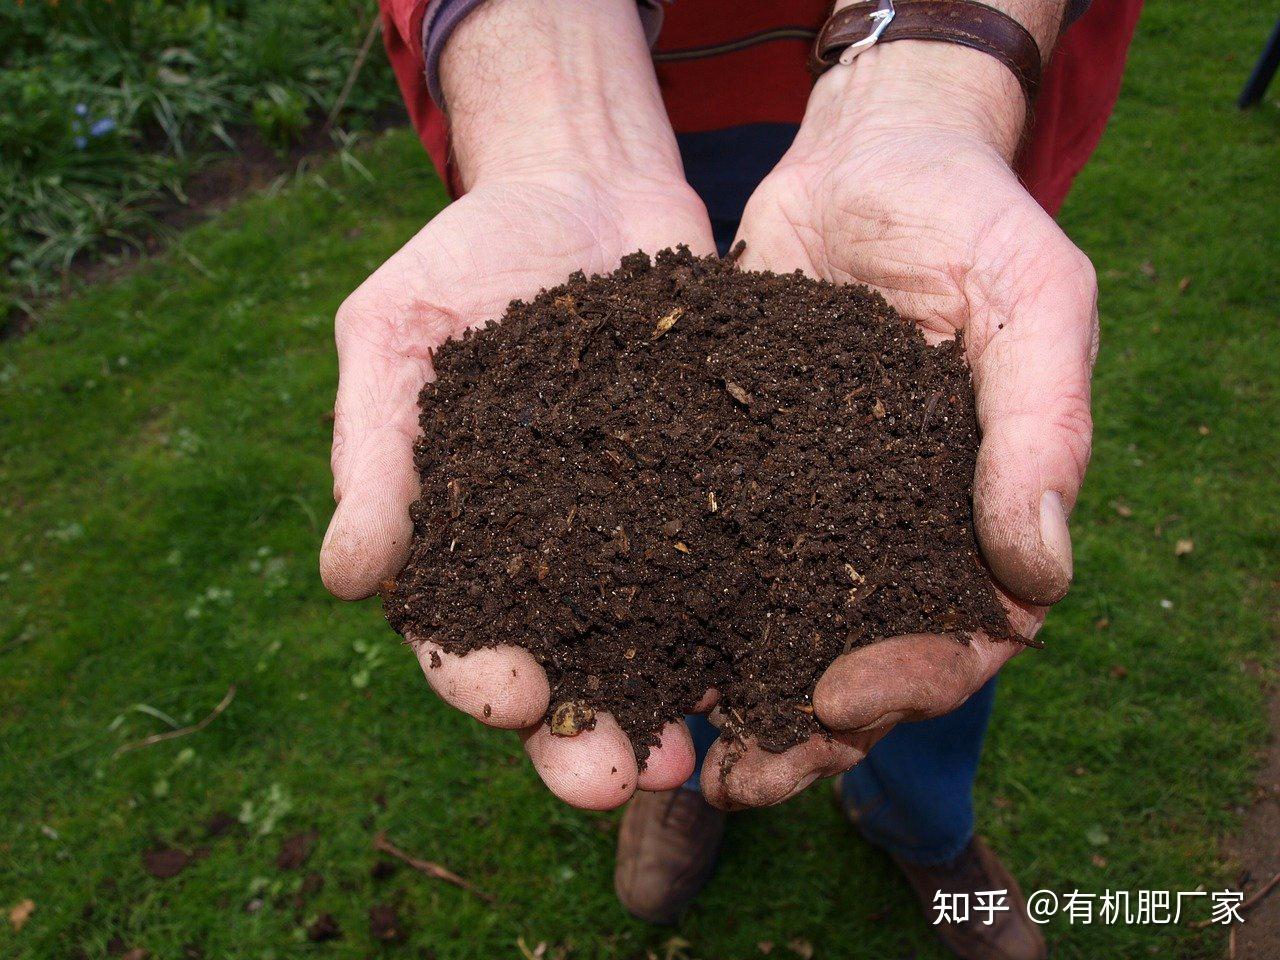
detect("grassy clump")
[0,0,398,321]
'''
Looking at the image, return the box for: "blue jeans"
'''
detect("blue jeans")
[674,125,996,867]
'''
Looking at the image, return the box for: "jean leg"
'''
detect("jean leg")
[682,713,720,792]
[838,678,998,865]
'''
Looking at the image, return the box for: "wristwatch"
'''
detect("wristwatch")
[809,0,1045,108]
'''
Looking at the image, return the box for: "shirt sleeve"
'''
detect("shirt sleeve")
[1065,0,1093,28]
[378,0,458,193]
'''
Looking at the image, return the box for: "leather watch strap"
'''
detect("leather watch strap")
[809,0,1044,107]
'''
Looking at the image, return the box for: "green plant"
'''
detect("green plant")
[252,84,310,148]
[0,0,397,323]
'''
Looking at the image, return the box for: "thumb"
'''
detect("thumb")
[969,228,1097,606]
[319,294,433,601]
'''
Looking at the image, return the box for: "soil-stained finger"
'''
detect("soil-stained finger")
[700,734,866,810]
[691,688,720,714]
[521,712,639,810]
[414,639,550,729]
[635,721,696,792]
[813,633,1017,732]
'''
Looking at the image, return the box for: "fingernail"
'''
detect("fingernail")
[1039,490,1074,584]
[849,710,907,734]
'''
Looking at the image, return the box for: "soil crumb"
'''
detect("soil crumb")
[384,247,1011,761]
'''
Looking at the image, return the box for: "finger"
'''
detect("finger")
[414,639,550,729]
[813,633,1018,732]
[319,297,432,601]
[636,721,696,792]
[700,733,870,811]
[692,687,720,714]
[968,219,1097,606]
[521,712,639,810]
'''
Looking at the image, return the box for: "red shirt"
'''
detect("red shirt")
[378,0,1143,216]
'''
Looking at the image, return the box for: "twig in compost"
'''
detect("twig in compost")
[921,390,943,436]
[373,832,495,903]
[114,684,236,757]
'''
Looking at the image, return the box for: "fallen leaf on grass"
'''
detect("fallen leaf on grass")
[757,942,774,955]
[787,939,814,959]
[8,899,34,932]
[1111,500,1133,518]
[276,831,317,870]
[142,846,191,879]
[203,811,238,838]
[369,904,405,943]
[306,913,341,942]
[1175,538,1195,556]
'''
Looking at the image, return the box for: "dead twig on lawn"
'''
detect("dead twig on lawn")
[373,832,495,903]
[1240,870,1280,913]
[114,684,236,757]
[1189,869,1280,928]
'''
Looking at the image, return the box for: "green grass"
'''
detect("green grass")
[1,2,1277,957]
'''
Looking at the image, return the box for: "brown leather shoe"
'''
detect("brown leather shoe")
[831,779,1045,960]
[614,788,727,924]
[891,838,1047,960]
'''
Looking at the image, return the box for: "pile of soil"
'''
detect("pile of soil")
[383,246,1012,761]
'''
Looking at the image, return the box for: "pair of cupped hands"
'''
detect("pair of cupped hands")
[319,13,1097,811]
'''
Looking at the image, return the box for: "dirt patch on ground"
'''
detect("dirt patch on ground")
[1227,673,1280,958]
[383,246,1012,762]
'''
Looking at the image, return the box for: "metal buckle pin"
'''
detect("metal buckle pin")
[838,0,897,65]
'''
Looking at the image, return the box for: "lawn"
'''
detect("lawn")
[1,1,1277,958]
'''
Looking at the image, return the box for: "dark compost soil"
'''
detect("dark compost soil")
[383,246,1012,762]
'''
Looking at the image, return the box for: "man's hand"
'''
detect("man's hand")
[320,0,713,809]
[703,35,1097,808]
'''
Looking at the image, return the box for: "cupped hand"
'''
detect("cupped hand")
[703,108,1097,808]
[320,168,716,808]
